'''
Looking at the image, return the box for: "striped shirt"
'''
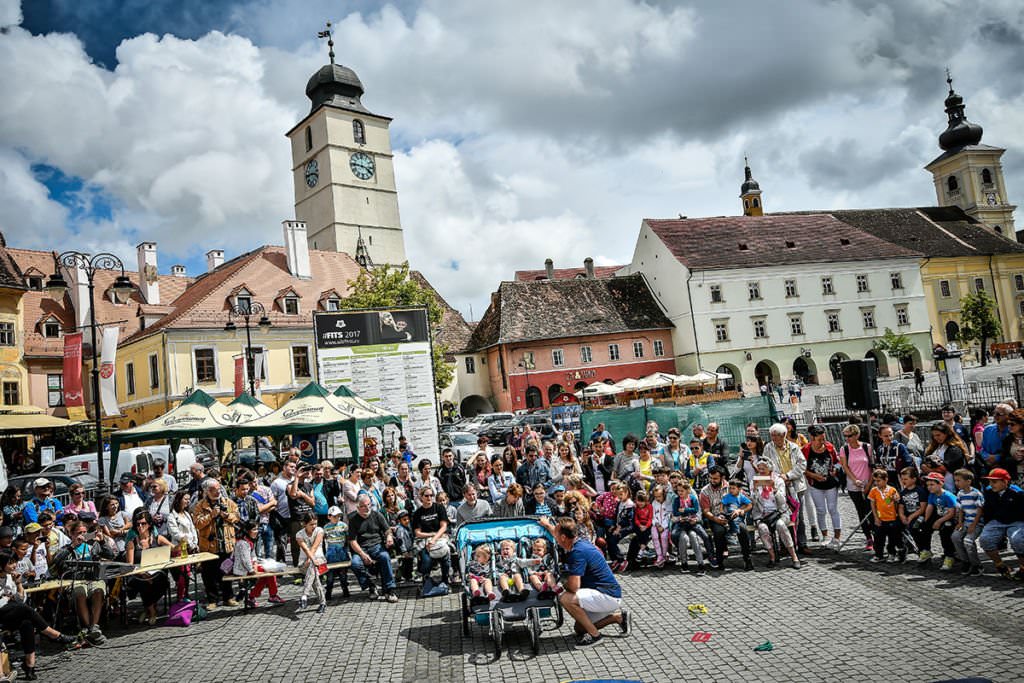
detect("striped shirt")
[957,487,984,525]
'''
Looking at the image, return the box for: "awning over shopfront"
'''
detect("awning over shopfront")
[0,407,81,432]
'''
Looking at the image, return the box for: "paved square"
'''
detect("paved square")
[34,498,1024,683]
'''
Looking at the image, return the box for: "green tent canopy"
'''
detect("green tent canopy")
[224,392,274,424]
[226,382,402,456]
[109,389,241,483]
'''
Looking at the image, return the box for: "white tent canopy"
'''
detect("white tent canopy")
[634,372,678,390]
[574,381,622,398]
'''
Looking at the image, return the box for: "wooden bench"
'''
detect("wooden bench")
[222,561,351,583]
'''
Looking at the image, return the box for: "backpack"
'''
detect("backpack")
[313,482,328,515]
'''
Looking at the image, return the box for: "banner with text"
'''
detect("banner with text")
[234,356,245,397]
[99,326,120,417]
[62,332,86,421]
[314,308,438,463]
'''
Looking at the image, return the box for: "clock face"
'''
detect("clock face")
[987,192,998,206]
[350,152,375,180]
[305,159,319,188]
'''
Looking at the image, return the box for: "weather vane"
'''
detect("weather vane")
[318,21,335,65]
[946,67,953,90]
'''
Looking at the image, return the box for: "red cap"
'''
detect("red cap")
[923,472,945,485]
[982,468,1011,482]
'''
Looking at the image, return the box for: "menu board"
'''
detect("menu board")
[314,308,439,463]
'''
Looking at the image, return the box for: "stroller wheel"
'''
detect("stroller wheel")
[528,608,541,655]
[461,592,470,637]
[553,597,565,628]
[491,611,503,659]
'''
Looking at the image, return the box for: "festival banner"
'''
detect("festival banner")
[62,332,86,420]
[234,356,245,397]
[99,327,120,417]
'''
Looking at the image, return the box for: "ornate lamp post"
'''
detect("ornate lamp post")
[224,302,272,397]
[46,252,134,491]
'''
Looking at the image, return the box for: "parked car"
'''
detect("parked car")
[460,412,515,434]
[439,431,494,463]
[10,472,100,506]
[225,447,280,468]
[479,415,558,446]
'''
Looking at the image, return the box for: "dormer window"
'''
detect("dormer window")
[42,318,61,338]
[353,119,366,144]
[235,293,252,313]
[284,296,299,315]
[26,276,43,291]
[326,298,340,312]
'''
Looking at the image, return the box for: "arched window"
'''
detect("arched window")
[947,176,959,193]
[752,198,759,208]
[995,225,1002,234]
[352,119,365,144]
[743,199,749,209]
[981,168,992,185]
[304,127,312,152]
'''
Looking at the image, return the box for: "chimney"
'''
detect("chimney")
[282,220,312,279]
[136,242,160,305]
[584,257,595,279]
[206,249,224,273]
[171,264,186,277]
[544,258,554,280]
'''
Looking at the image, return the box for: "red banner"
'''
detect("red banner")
[234,356,245,397]
[63,332,86,420]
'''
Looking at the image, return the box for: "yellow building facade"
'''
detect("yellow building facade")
[923,254,1024,346]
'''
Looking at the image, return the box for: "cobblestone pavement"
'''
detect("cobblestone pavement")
[34,496,1024,683]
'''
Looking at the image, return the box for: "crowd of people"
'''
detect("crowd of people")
[0,400,1020,673]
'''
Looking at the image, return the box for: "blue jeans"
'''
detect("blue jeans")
[257,522,274,559]
[979,520,1024,555]
[418,548,451,585]
[350,544,396,592]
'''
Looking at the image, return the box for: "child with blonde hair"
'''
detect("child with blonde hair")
[496,539,526,600]
[465,544,497,603]
[526,538,561,596]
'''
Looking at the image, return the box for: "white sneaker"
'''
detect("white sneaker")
[829,538,842,550]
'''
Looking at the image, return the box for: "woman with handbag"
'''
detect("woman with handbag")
[294,512,327,614]
[411,487,451,590]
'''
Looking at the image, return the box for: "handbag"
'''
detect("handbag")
[165,600,197,627]
[427,539,450,560]
[316,562,329,576]
[219,557,234,574]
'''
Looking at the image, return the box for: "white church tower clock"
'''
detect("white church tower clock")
[286,23,407,265]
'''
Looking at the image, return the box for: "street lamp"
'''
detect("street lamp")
[518,357,532,409]
[46,251,134,492]
[225,301,271,398]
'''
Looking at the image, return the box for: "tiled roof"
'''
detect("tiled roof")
[0,236,25,291]
[468,273,672,350]
[514,265,623,281]
[121,246,363,344]
[644,214,920,270]
[409,270,473,357]
[819,207,1024,258]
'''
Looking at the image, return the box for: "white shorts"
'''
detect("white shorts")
[576,588,622,622]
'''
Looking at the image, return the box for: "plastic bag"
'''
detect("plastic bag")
[260,559,288,573]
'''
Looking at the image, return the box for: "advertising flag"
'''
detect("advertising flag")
[234,356,245,397]
[99,327,120,417]
[62,332,86,420]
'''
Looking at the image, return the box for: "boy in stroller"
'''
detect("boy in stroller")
[496,539,528,601]
[525,538,562,597]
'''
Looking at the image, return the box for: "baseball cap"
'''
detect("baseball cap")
[119,472,135,484]
[24,523,42,534]
[982,468,1011,482]
[549,485,565,494]
[923,472,945,485]
[397,509,410,519]
[33,477,51,489]
[327,506,343,517]
[153,458,166,467]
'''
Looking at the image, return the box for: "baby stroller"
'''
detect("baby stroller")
[455,517,564,658]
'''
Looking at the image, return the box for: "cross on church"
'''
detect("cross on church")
[317,21,335,65]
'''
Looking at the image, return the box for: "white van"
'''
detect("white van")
[41,445,187,485]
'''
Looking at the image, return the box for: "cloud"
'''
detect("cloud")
[2,0,1023,321]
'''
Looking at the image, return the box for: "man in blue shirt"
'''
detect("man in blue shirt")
[552,516,629,647]
[980,404,1012,468]
[22,478,63,525]
[515,446,550,490]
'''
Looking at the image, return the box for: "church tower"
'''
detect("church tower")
[740,158,763,216]
[286,28,407,265]
[924,73,1017,241]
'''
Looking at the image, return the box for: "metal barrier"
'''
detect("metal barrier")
[813,380,1014,420]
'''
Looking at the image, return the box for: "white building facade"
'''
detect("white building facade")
[619,215,934,393]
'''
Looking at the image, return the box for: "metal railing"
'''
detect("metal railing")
[813,379,1015,420]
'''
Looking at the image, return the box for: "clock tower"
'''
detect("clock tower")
[286,48,407,265]
[924,74,1017,241]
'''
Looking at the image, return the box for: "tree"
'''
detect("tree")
[873,328,916,365]
[343,263,454,392]
[958,291,1001,367]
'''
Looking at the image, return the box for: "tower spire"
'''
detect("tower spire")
[938,70,983,151]
[740,156,763,216]
[317,21,335,65]
[354,227,374,269]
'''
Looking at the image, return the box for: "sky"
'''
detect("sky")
[2,0,1024,320]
